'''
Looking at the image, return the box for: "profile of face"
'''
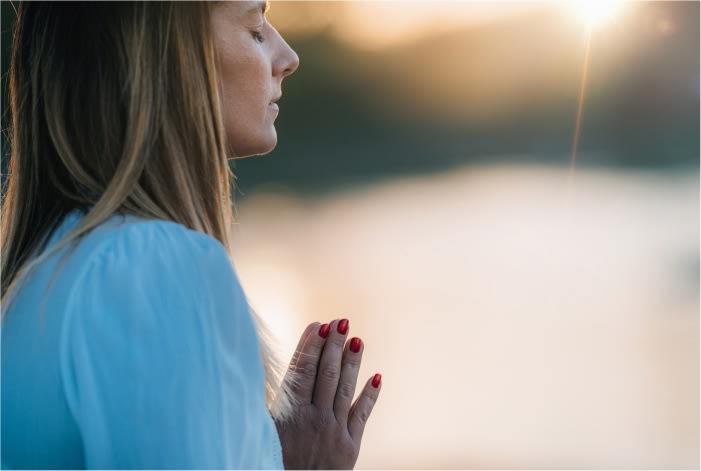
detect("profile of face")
[212,1,299,158]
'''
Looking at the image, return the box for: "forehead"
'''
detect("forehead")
[215,1,267,19]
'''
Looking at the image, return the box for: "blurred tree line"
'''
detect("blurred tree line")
[2,1,698,197]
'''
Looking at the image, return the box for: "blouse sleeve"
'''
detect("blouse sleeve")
[59,221,278,469]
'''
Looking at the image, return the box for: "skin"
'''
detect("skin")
[277,319,382,469]
[212,3,381,468]
[212,1,299,157]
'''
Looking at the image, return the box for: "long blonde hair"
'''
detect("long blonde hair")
[2,2,293,419]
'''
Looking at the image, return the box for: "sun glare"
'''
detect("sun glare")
[572,0,624,28]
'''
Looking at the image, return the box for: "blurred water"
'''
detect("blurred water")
[231,164,699,469]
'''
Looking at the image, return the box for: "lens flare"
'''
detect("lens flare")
[572,0,624,28]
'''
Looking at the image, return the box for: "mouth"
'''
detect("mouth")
[269,97,280,111]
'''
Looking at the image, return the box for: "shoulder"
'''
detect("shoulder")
[77,217,235,289]
[61,216,256,367]
[56,221,272,469]
[64,216,247,326]
[86,217,229,270]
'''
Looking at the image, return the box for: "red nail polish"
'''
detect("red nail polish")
[372,373,382,389]
[318,323,330,338]
[337,318,349,335]
[350,337,362,353]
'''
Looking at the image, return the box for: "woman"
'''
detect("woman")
[1,2,381,469]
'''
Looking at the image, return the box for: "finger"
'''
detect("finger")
[281,322,317,394]
[285,322,318,372]
[348,373,382,442]
[283,322,329,404]
[312,318,349,410]
[333,336,363,423]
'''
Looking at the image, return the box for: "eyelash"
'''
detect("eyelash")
[252,30,265,43]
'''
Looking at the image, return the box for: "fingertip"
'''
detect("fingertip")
[337,318,349,335]
[349,337,362,354]
[318,323,331,338]
[304,321,320,335]
[347,373,382,441]
[298,321,318,337]
[327,318,340,330]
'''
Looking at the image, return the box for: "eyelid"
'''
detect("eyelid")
[251,26,265,43]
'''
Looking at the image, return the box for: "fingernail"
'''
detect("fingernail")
[318,323,330,338]
[350,337,362,353]
[337,318,349,335]
[372,373,382,389]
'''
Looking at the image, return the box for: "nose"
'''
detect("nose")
[283,46,300,78]
[273,28,299,78]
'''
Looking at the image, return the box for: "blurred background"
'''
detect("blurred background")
[2,1,699,468]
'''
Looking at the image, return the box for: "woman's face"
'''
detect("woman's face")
[212,1,299,158]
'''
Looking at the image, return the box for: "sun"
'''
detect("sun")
[571,0,625,28]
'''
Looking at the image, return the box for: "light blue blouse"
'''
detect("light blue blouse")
[1,211,284,469]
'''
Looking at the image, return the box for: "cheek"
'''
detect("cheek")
[214,42,275,155]
[219,76,277,156]
[219,55,268,120]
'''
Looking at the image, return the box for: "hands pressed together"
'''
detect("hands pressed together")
[274,319,382,470]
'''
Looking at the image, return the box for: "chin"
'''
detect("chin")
[227,132,278,159]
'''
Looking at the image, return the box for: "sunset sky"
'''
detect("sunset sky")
[269,1,628,49]
[232,2,699,468]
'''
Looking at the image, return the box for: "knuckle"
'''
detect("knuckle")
[343,358,360,371]
[336,382,354,401]
[297,361,317,378]
[319,364,340,381]
[357,407,370,425]
[328,334,346,348]
[355,397,376,425]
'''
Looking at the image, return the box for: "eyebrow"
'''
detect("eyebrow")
[246,1,269,16]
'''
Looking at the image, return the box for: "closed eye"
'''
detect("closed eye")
[252,30,265,43]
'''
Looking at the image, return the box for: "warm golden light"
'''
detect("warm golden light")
[270,2,543,51]
[233,167,699,469]
[572,0,624,28]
